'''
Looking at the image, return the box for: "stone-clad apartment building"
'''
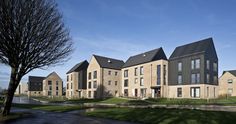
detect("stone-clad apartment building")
[67,37,220,99]
[219,70,236,96]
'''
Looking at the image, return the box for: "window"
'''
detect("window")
[134,68,138,76]
[213,62,217,72]
[71,74,73,81]
[71,83,72,89]
[195,59,200,69]
[228,88,233,95]
[214,76,218,83]
[206,74,210,83]
[56,86,58,90]
[88,91,91,97]
[124,89,128,97]
[191,87,200,98]
[206,60,210,70]
[48,91,52,96]
[191,60,195,70]
[140,77,144,86]
[108,80,111,85]
[196,73,200,83]
[178,75,182,84]
[67,75,69,81]
[49,86,52,90]
[56,91,58,96]
[48,81,52,85]
[115,81,118,86]
[157,65,161,85]
[177,88,182,97]
[56,81,59,85]
[140,88,146,98]
[108,71,111,75]
[134,78,138,84]
[163,65,167,85]
[192,73,200,84]
[124,79,128,87]
[93,71,97,79]
[178,62,182,72]
[93,81,97,88]
[140,66,144,75]
[115,72,118,76]
[192,74,196,83]
[228,79,233,84]
[88,72,91,79]
[94,91,97,98]
[67,83,69,89]
[88,82,91,89]
[124,70,128,77]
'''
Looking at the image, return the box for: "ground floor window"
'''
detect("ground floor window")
[177,88,182,97]
[190,87,200,98]
[56,91,58,96]
[140,88,147,98]
[124,89,128,97]
[48,91,52,96]
[228,88,233,96]
[94,91,97,98]
[88,91,91,98]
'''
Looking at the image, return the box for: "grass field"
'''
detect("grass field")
[86,107,236,124]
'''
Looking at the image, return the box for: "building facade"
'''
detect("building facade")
[15,82,28,95]
[168,38,218,99]
[66,60,89,99]
[87,55,124,98]
[121,48,168,98]
[219,70,236,96]
[28,76,45,97]
[43,72,63,97]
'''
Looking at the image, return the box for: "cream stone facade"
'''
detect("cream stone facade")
[43,72,63,97]
[15,82,28,95]
[28,91,43,97]
[168,84,218,99]
[219,71,236,96]
[87,55,123,98]
[122,60,168,98]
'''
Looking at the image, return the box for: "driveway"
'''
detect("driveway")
[2,108,138,124]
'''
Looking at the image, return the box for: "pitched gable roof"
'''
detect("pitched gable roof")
[123,47,167,68]
[45,72,62,80]
[28,76,45,83]
[169,38,215,60]
[223,70,236,77]
[93,55,124,70]
[66,60,89,74]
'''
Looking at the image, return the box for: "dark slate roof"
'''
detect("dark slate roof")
[169,38,214,60]
[123,47,167,68]
[66,60,89,74]
[223,70,236,77]
[28,76,45,83]
[93,55,124,70]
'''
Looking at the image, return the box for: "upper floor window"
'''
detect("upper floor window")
[56,81,59,85]
[124,70,128,77]
[134,78,138,84]
[71,83,73,89]
[115,72,118,76]
[191,73,200,84]
[108,80,111,85]
[67,83,69,89]
[191,59,200,70]
[178,75,182,84]
[214,76,218,83]
[178,62,182,72]
[195,59,200,69]
[93,81,97,88]
[206,60,210,70]
[140,77,144,86]
[88,72,91,80]
[71,74,73,81]
[67,75,69,81]
[228,79,233,84]
[124,79,128,87]
[206,74,210,84]
[163,65,167,85]
[140,66,144,75]
[48,81,52,85]
[213,62,217,72]
[134,67,138,76]
[88,82,91,89]
[157,65,161,85]
[108,71,111,75]
[93,71,97,79]
[115,81,118,86]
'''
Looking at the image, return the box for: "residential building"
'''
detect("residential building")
[219,70,236,96]
[87,55,124,98]
[43,72,63,97]
[15,82,28,95]
[168,38,218,99]
[66,60,89,99]
[121,48,168,98]
[28,76,45,97]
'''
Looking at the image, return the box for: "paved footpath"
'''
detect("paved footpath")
[2,108,138,124]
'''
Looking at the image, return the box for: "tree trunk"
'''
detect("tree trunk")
[1,67,19,116]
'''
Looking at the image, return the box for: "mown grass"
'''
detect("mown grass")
[31,96,67,103]
[86,107,236,124]
[12,103,86,112]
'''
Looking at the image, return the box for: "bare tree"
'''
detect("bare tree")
[0,0,72,116]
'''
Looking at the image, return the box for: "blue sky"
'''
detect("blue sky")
[1,0,236,88]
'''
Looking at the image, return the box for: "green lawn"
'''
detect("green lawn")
[86,107,236,124]
[31,96,67,103]
[12,103,86,112]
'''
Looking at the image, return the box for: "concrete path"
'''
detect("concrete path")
[2,108,138,124]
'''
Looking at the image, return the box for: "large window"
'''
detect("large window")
[93,71,97,79]
[191,73,200,84]
[213,62,217,72]
[195,59,200,69]
[206,74,210,83]
[88,72,91,79]
[206,60,210,70]
[108,71,111,75]
[214,76,218,83]
[134,68,138,76]
[191,59,200,70]
[93,81,97,88]
[191,87,200,98]
[157,65,161,85]
[124,70,128,77]
[178,75,182,84]
[163,65,167,85]
[48,81,52,85]
[88,91,91,98]
[140,88,146,98]
[48,91,52,96]
[67,75,69,81]
[88,82,91,89]
[124,79,128,87]
[140,77,144,86]
[108,80,111,85]
[178,62,182,72]
[191,60,195,70]
[177,88,182,97]
[124,89,128,97]
[140,66,144,75]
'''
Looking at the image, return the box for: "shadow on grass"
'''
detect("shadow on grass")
[86,107,236,124]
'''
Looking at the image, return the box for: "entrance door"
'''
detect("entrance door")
[154,88,161,98]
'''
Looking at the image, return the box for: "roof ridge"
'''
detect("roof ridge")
[93,54,124,62]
